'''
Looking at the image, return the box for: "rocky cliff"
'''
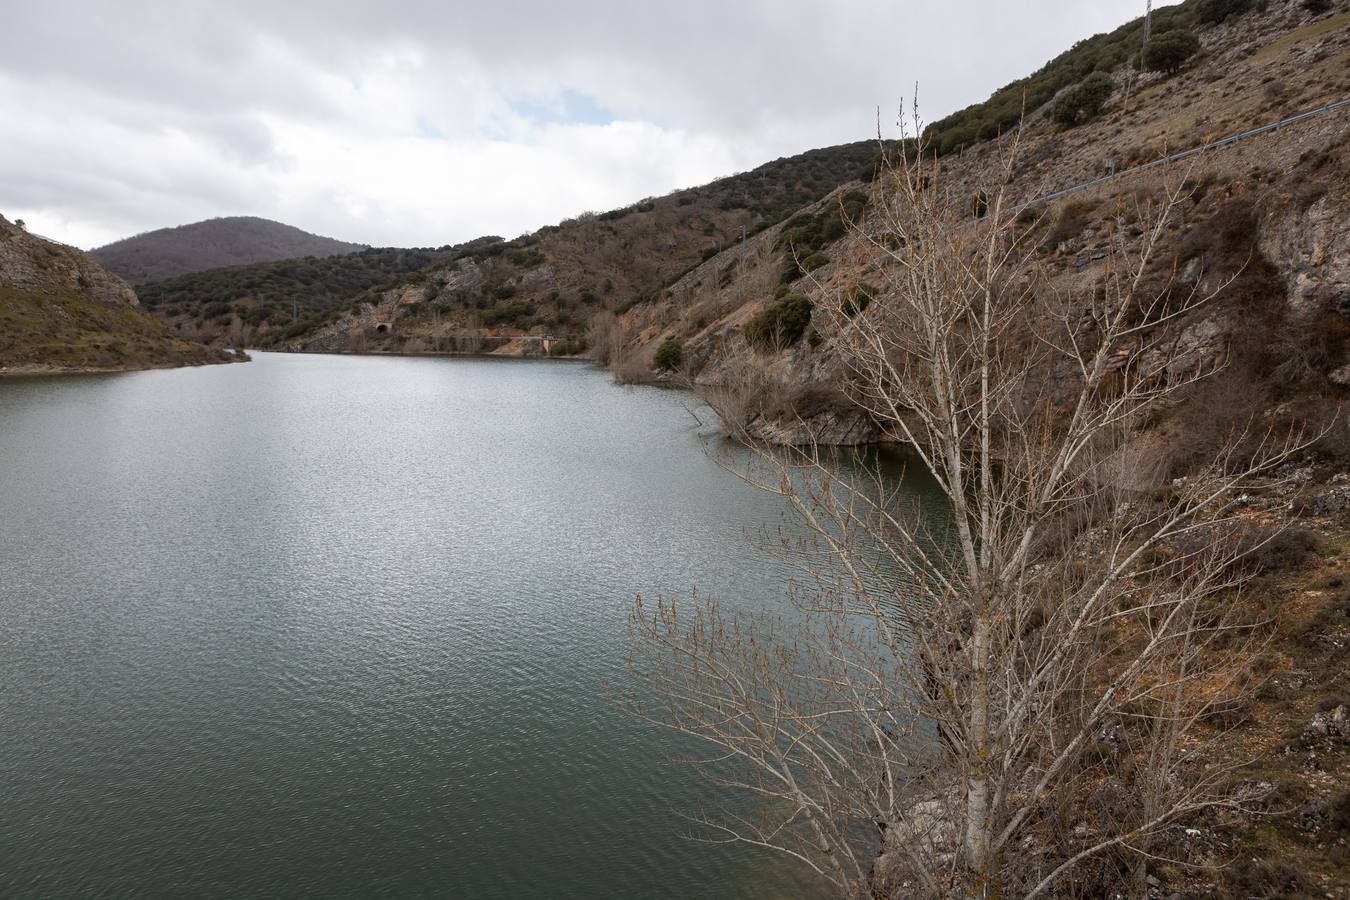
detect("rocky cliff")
[0,215,242,374]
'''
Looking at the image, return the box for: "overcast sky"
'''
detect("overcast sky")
[0,1,1173,250]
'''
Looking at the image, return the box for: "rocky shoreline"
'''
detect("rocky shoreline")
[0,351,249,378]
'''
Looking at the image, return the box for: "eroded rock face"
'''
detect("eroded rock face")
[438,258,485,293]
[0,216,139,307]
[1260,185,1350,318]
[1139,315,1227,380]
[742,408,880,446]
[1304,704,1348,742]
[1309,484,1350,518]
[871,785,960,899]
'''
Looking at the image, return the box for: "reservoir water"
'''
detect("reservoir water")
[0,352,937,898]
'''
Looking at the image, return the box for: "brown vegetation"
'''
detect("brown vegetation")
[627,118,1329,896]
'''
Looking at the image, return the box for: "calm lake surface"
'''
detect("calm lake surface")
[0,352,939,898]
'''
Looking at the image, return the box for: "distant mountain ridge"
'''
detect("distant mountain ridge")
[91,216,367,284]
[135,140,881,348]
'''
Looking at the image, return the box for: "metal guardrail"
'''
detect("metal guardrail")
[1007,96,1350,216]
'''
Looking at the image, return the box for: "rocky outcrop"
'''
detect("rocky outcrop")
[1,215,238,373]
[871,784,960,899]
[741,408,879,446]
[1304,703,1349,742]
[0,216,138,306]
[1260,182,1350,318]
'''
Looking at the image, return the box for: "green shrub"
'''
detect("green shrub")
[745,294,813,349]
[923,0,1193,155]
[1142,30,1201,73]
[1049,71,1114,126]
[506,248,545,267]
[821,214,848,241]
[653,338,684,371]
[801,253,830,273]
[481,300,535,327]
[550,336,588,356]
[971,191,991,219]
[1197,0,1252,23]
[842,283,876,317]
[620,283,662,313]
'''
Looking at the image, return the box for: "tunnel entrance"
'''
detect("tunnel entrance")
[375,323,389,334]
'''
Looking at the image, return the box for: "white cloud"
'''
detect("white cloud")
[0,0,1177,250]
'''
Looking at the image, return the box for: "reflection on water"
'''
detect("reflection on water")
[0,352,944,898]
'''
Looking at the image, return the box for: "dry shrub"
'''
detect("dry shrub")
[1294,581,1350,648]
[1165,523,1319,583]
[1323,791,1350,838]
[1133,195,1279,331]
[1182,170,1223,205]
[588,313,653,383]
[1043,198,1097,249]
[1168,369,1270,477]
[1294,181,1329,211]
[1281,396,1349,466]
[1175,197,1285,311]
[1266,309,1350,391]
[695,348,792,432]
[1220,857,1316,900]
[1235,525,1321,576]
[758,382,852,422]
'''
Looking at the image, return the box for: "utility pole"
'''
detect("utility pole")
[1125,0,1153,103]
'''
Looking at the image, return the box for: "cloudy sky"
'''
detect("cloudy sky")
[1,1,1171,250]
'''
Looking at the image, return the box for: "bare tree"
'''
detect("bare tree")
[691,341,793,435]
[627,115,1303,899]
[454,312,485,354]
[590,312,649,384]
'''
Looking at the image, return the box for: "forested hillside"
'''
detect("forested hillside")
[92,216,366,284]
[132,141,882,349]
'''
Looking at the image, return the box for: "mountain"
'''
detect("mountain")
[623,0,1349,423]
[128,141,882,348]
[0,216,241,374]
[609,5,1345,895]
[91,216,367,284]
[616,5,1349,891]
[189,0,1347,413]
